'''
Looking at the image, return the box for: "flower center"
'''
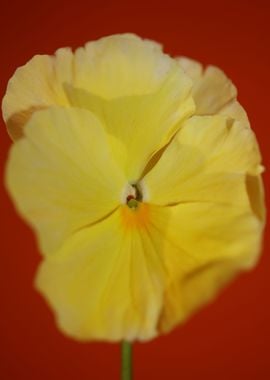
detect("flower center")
[126,184,142,209]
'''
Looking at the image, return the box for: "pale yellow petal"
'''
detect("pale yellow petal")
[150,202,263,333]
[35,208,165,342]
[177,56,203,82]
[178,57,249,125]
[143,115,262,206]
[2,49,73,140]
[142,114,265,334]
[73,34,173,98]
[66,66,194,182]
[218,100,250,127]
[159,259,245,333]
[192,66,237,114]
[246,174,266,221]
[5,107,126,255]
[176,116,261,174]
[3,34,180,140]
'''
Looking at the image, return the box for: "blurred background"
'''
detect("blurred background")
[0,0,269,379]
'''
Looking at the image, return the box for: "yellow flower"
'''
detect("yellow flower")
[3,34,265,342]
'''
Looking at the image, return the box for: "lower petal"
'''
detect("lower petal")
[36,209,165,342]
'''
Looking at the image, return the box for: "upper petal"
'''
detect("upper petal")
[3,34,180,140]
[65,66,194,182]
[2,49,73,140]
[178,57,250,126]
[5,107,126,255]
[73,34,172,98]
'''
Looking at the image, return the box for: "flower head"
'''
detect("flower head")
[3,34,265,342]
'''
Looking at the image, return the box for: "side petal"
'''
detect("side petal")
[5,107,126,255]
[35,209,165,342]
[143,115,263,206]
[177,116,262,174]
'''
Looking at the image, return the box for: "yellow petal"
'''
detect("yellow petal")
[143,115,262,206]
[65,65,194,182]
[177,116,261,175]
[218,100,250,127]
[3,34,180,140]
[177,56,203,82]
[73,34,173,98]
[178,57,249,126]
[192,65,237,114]
[5,107,126,255]
[2,49,73,140]
[150,202,264,333]
[36,208,165,342]
[245,174,266,221]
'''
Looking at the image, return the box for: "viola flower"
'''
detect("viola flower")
[3,34,265,342]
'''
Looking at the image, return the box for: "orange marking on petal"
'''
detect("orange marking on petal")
[121,203,150,230]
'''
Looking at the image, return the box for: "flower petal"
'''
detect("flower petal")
[177,56,203,82]
[35,209,165,342]
[218,100,250,127]
[5,107,126,255]
[178,58,236,113]
[245,174,266,221]
[3,34,180,140]
[2,49,73,140]
[65,66,194,182]
[150,202,264,333]
[193,65,236,114]
[73,34,172,98]
[143,115,262,206]
[178,57,249,126]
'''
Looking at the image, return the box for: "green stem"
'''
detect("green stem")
[121,341,133,380]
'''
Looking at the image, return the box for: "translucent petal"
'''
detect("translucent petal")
[35,208,165,342]
[2,49,73,140]
[178,57,249,126]
[66,67,194,182]
[218,100,250,127]
[5,107,126,255]
[192,65,236,114]
[73,34,173,98]
[177,56,203,82]
[3,34,180,140]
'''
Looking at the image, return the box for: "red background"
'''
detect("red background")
[0,0,269,379]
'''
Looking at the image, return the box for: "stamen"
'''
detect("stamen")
[126,183,142,209]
